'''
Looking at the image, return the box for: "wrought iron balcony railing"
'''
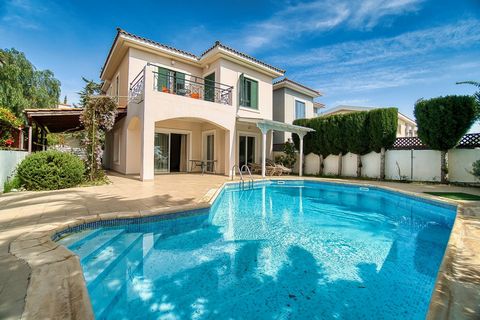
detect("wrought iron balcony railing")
[129,69,145,104]
[151,66,233,105]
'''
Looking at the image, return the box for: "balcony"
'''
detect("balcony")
[152,68,233,106]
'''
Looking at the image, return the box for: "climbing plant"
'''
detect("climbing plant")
[80,96,117,181]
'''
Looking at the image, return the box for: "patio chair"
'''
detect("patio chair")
[248,162,262,174]
[275,163,292,175]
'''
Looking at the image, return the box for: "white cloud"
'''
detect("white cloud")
[237,0,423,51]
[267,19,480,95]
[1,0,48,30]
[271,19,480,68]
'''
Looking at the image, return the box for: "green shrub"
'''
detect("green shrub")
[472,160,480,179]
[16,150,85,190]
[3,175,22,193]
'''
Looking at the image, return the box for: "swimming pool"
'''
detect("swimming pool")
[56,180,456,319]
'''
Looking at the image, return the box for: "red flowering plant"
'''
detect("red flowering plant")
[0,108,23,148]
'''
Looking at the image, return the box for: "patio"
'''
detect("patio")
[0,173,479,319]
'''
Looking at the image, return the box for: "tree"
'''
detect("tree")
[76,77,102,108]
[367,108,398,180]
[414,95,477,183]
[324,115,348,175]
[344,112,370,177]
[80,96,118,181]
[0,48,61,117]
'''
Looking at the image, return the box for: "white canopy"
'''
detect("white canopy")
[237,117,315,177]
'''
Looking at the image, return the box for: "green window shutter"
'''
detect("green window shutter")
[174,71,185,92]
[251,80,258,109]
[239,73,245,106]
[157,67,169,91]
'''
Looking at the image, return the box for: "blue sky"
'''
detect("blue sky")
[1,0,480,128]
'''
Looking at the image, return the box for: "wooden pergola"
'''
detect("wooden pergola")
[24,107,127,152]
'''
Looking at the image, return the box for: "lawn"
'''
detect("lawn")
[424,192,480,201]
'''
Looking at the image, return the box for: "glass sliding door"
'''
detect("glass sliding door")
[154,132,169,173]
[206,134,214,172]
[239,135,255,170]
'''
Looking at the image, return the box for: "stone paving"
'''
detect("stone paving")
[0,173,479,319]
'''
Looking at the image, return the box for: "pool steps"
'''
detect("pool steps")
[72,229,126,263]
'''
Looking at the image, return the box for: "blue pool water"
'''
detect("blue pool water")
[57,181,456,319]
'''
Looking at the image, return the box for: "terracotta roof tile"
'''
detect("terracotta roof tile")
[103,29,285,77]
[273,78,321,96]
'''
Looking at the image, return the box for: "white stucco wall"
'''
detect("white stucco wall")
[341,152,357,177]
[448,149,480,183]
[304,153,320,175]
[0,150,28,192]
[361,151,381,178]
[323,155,339,176]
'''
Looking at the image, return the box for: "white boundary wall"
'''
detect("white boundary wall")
[449,149,479,183]
[0,150,28,192]
[301,148,480,183]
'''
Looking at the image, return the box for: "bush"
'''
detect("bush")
[472,160,480,179]
[415,95,477,183]
[3,175,22,193]
[16,150,85,190]
[275,140,297,168]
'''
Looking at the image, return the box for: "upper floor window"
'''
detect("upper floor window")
[295,100,305,119]
[157,67,185,93]
[239,74,258,109]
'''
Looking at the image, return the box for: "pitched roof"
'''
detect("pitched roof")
[118,28,198,59]
[102,28,285,78]
[273,78,322,97]
[201,41,285,74]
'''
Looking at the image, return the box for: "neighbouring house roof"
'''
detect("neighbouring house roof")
[101,28,285,81]
[313,102,325,109]
[272,78,322,98]
[237,117,315,136]
[25,106,127,133]
[321,105,417,126]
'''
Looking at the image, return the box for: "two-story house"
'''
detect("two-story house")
[100,29,313,180]
[320,105,418,137]
[272,78,322,148]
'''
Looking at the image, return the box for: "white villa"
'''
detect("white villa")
[100,28,314,180]
[320,105,418,137]
[272,78,323,147]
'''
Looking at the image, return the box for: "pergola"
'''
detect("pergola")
[24,107,127,152]
[237,117,315,177]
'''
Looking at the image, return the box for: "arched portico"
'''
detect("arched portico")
[140,116,235,180]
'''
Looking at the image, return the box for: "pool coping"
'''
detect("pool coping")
[9,178,479,319]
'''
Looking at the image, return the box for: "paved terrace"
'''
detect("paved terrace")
[0,173,479,319]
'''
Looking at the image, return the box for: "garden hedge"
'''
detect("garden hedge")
[16,150,85,190]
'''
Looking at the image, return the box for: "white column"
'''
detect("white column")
[140,119,155,181]
[262,131,267,178]
[257,124,269,179]
[28,126,32,153]
[297,133,305,177]
[140,65,155,181]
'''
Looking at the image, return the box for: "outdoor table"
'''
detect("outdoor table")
[189,159,217,174]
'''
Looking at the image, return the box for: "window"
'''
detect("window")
[295,100,305,119]
[239,74,258,109]
[157,67,185,94]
